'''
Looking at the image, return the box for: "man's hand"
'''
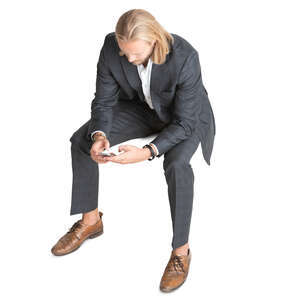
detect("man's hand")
[90,136,111,164]
[104,145,152,164]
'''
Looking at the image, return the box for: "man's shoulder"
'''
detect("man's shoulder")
[105,32,116,40]
[170,33,198,57]
[103,32,117,46]
[101,32,119,57]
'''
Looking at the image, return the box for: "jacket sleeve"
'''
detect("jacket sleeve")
[149,51,206,157]
[87,35,120,141]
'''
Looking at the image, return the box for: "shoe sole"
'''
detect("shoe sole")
[159,277,187,293]
[51,229,103,256]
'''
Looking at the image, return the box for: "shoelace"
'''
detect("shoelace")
[58,220,84,247]
[67,220,84,235]
[166,255,185,273]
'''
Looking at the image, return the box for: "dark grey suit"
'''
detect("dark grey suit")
[69,32,216,249]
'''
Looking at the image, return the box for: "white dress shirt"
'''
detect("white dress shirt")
[91,57,159,156]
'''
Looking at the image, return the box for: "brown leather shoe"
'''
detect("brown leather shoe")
[51,211,104,256]
[159,248,192,292]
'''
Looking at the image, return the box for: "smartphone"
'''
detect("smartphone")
[99,149,117,157]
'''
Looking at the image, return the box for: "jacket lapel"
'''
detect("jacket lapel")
[120,56,144,101]
[119,41,173,107]
[150,52,172,111]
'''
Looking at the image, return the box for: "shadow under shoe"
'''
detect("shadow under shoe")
[51,211,104,256]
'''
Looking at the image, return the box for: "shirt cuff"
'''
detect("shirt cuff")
[91,130,106,141]
[149,143,159,156]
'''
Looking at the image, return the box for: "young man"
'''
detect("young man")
[51,9,216,292]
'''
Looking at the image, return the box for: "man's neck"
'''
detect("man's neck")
[143,60,148,68]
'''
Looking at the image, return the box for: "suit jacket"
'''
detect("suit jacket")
[87,32,216,165]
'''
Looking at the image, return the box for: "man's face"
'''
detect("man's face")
[118,39,155,66]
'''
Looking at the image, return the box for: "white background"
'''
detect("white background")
[1,0,299,299]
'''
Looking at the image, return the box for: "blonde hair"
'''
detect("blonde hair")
[115,9,174,65]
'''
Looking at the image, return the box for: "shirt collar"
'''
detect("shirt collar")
[137,57,152,70]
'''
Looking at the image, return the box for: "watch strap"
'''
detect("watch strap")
[143,144,155,161]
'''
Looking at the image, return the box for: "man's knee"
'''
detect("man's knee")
[69,129,81,145]
[163,152,191,173]
[69,120,90,145]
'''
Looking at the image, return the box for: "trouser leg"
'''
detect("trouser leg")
[164,161,195,249]
[163,126,202,249]
[70,143,99,215]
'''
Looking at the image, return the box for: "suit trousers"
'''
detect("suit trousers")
[69,99,202,249]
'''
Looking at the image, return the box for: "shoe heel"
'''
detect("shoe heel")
[89,229,103,239]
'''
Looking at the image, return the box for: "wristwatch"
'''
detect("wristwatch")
[143,144,156,161]
[92,132,106,142]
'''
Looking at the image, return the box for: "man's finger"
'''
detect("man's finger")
[119,145,132,152]
[91,154,108,164]
[105,155,124,163]
[105,156,117,162]
[97,155,109,163]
